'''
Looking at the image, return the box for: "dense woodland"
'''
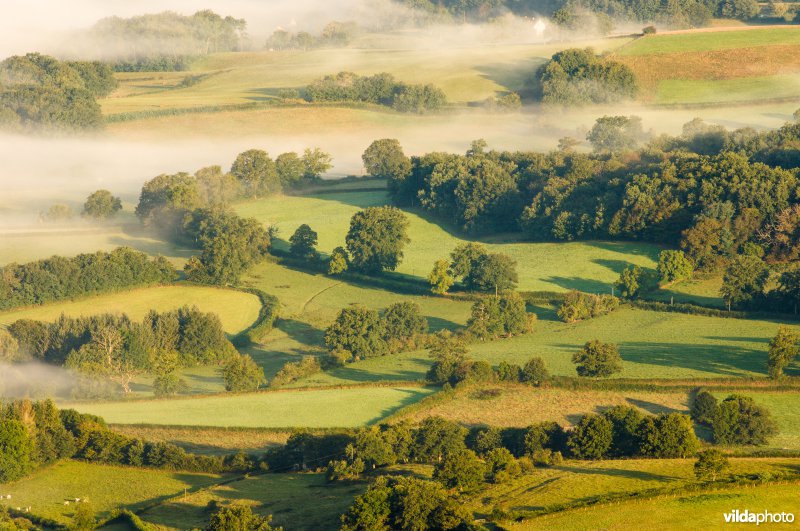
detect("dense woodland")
[0,53,116,131]
[0,248,176,311]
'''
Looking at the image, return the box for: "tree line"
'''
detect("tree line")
[266,22,360,51]
[0,53,117,131]
[305,71,448,113]
[5,307,239,395]
[0,248,177,311]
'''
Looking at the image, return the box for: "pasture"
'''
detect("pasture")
[62,386,435,428]
[138,472,362,530]
[0,461,224,524]
[109,425,290,455]
[0,285,261,335]
[618,27,800,56]
[295,306,794,386]
[520,481,800,530]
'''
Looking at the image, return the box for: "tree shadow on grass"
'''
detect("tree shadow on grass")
[274,318,325,347]
[541,275,613,294]
[619,341,765,378]
[625,398,684,415]
[364,387,438,425]
[553,464,679,482]
[593,258,637,276]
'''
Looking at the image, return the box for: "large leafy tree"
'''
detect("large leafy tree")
[720,254,768,310]
[363,139,412,184]
[567,414,613,459]
[289,224,319,260]
[230,149,279,198]
[346,206,410,273]
[712,394,779,446]
[83,190,122,220]
[324,306,387,360]
[572,340,623,378]
[767,326,799,379]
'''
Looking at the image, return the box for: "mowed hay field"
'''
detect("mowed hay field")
[0,461,224,524]
[295,306,796,387]
[614,27,800,103]
[468,457,800,516]
[138,472,362,531]
[62,386,436,428]
[519,481,800,530]
[0,285,262,335]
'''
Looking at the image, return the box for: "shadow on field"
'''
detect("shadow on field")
[554,465,678,482]
[475,57,546,97]
[324,356,430,384]
[274,318,325,346]
[543,275,613,294]
[365,387,435,425]
[626,397,684,415]
[426,316,462,332]
[620,341,764,377]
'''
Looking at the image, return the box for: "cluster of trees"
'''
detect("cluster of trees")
[324,302,429,362]
[428,243,519,295]
[88,10,247,71]
[266,22,359,50]
[83,189,123,220]
[536,48,638,105]
[0,247,177,311]
[0,53,116,130]
[136,147,333,284]
[395,0,759,26]
[0,399,255,483]
[557,291,619,323]
[306,71,447,113]
[7,307,237,394]
[691,391,779,445]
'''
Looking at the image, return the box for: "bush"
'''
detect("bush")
[520,357,549,386]
[712,394,779,446]
[537,48,638,106]
[222,355,266,392]
[572,340,623,378]
[271,356,322,387]
[691,390,719,425]
[557,291,619,323]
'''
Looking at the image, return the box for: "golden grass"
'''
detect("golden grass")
[110,425,290,455]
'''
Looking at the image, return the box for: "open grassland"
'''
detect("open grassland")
[0,461,224,524]
[656,75,800,105]
[470,457,800,518]
[138,472,362,531]
[618,27,800,56]
[62,386,435,428]
[236,191,663,294]
[0,285,261,335]
[110,426,290,455]
[397,384,689,427]
[295,306,795,387]
[101,38,626,116]
[518,480,800,530]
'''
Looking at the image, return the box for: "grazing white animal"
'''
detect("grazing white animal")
[64,501,70,506]
[74,498,80,502]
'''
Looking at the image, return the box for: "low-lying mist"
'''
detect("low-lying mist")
[0,361,111,400]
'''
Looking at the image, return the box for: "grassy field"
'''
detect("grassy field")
[62,386,435,428]
[470,457,800,517]
[618,27,800,56]
[295,306,795,387]
[0,461,224,524]
[138,472,362,530]
[0,285,261,335]
[109,425,290,455]
[519,481,800,530]
[656,75,800,105]
[236,190,664,294]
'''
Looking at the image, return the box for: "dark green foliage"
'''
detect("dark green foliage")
[223,354,266,392]
[426,332,469,385]
[0,248,177,311]
[341,476,469,531]
[270,356,322,387]
[520,357,549,386]
[363,139,412,186]
[182,209,272,285]
[523,422,567,455]
[467,292,530,339]
[346,206,410,273]
[306,71,447,113]
[327,247,349,275]
[767,326,799,379]
[325,306,388,360]
[411,417,468,464]
[712,394,779,446]
[721,255,769,309]
[567,414,613,459]
[614,265,656,299]
[82,189,122,220]
[691,390,719,425]
[230,149,280,198]
[135,172,204,230]
[266,22,358,51]
[658,250,693,283]
[382,302,428,348]
[0,419,33,482]
[275,152,305,187]
[695,449,730,481]
[601,406,644,458]
[572,340,623,378]
[637,413,699,458]
[484,447,520,483]
[557,291,619,323]
[289,224,319,260]
[469,254,519,293]
[206,504,278,531]
[0,53,106,131]
[537,48,638,106]
[432,449,486,493]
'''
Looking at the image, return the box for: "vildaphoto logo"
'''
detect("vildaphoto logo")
[723,509,795,525]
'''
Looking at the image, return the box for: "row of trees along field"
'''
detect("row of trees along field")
[397,0,765,25]
[0,53,116,131]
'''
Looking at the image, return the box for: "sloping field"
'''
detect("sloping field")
[0,285,261,335]
[618,27,800,55]
[0,460,224,524]
[62,386,435,428]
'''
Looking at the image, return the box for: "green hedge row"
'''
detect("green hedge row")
[233,287,281,347]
